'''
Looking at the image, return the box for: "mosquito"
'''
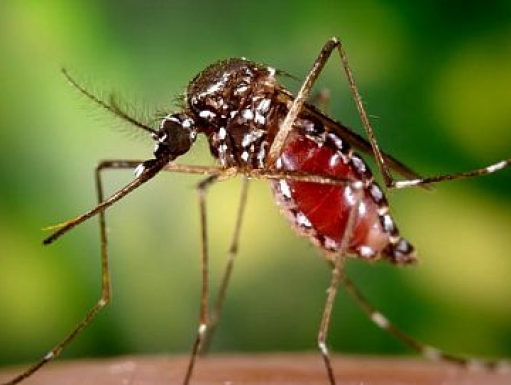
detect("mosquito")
[2,37,510,385]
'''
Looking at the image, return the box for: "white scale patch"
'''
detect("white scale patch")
[241,133,252,148]
[254,112,266,125]
[182,117,194,129]
[218,144,228,154]
[382,214,394,231]
[295,211,312,228]
[234,84,248,95]
[329,153,342,168]
[323,236,339,250]
[241,130,264,148]
[256,141,268,167]
[358,200,367,216]
[318,341,329,356]
[279,179,292,199]
[344,186,357,206]
[370,184,384,203]
[204,80,223,95]
[359,245,375,258]
[134,163,145,178]
[370,311,390,329]
[351,155,366,173]
[217,126,227,140]
[199,110,216,120]
[486,160,508,173]
[241,108,254,121]
[257,98,271,113]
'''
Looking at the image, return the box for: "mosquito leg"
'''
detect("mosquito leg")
[317,182,364,385]
[391,158,511,189]
[340,273,509,370]
[1,159,150,385]
[183,174,219,385]
[19,160,231,385]
[331,40,511,189]
[266,37,417,184]
[267,38,342,164]
[265,37,424,184]
[320,39,395,189]
[274,38,509,189]
[199,177,250,355]
[43,158,169,244]
[1,289,111,384]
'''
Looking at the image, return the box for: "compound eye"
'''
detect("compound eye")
[156,114,197,158]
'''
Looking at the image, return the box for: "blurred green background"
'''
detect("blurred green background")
[1,0,511,373]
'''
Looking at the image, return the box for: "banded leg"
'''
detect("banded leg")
[340,272,509,370]
[269,37,510,188]
[2,159,232,385]
[43,158,170,244]
[199,178,250,354]
[268,38,341,164]
[317,182,364,385]
[330,38,510,367]
[332,38,511,188]
[1,159,163,385]
[267,37,421,182]
[391,159,511,189]
[182,175,218,385]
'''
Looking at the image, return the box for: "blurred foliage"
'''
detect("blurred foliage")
[1,0,511,372]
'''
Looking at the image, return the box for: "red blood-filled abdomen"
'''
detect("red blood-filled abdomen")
[271,133,391,260]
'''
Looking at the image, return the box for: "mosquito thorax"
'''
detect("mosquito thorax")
[186,58,282,168]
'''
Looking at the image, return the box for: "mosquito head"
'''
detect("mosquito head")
[154,113,197,160]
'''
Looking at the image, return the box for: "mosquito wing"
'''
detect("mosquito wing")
[276,89,424,182]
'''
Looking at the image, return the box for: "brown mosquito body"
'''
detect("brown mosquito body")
[2,38,510,385]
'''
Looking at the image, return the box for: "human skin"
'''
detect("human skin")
[0,354,509,385]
